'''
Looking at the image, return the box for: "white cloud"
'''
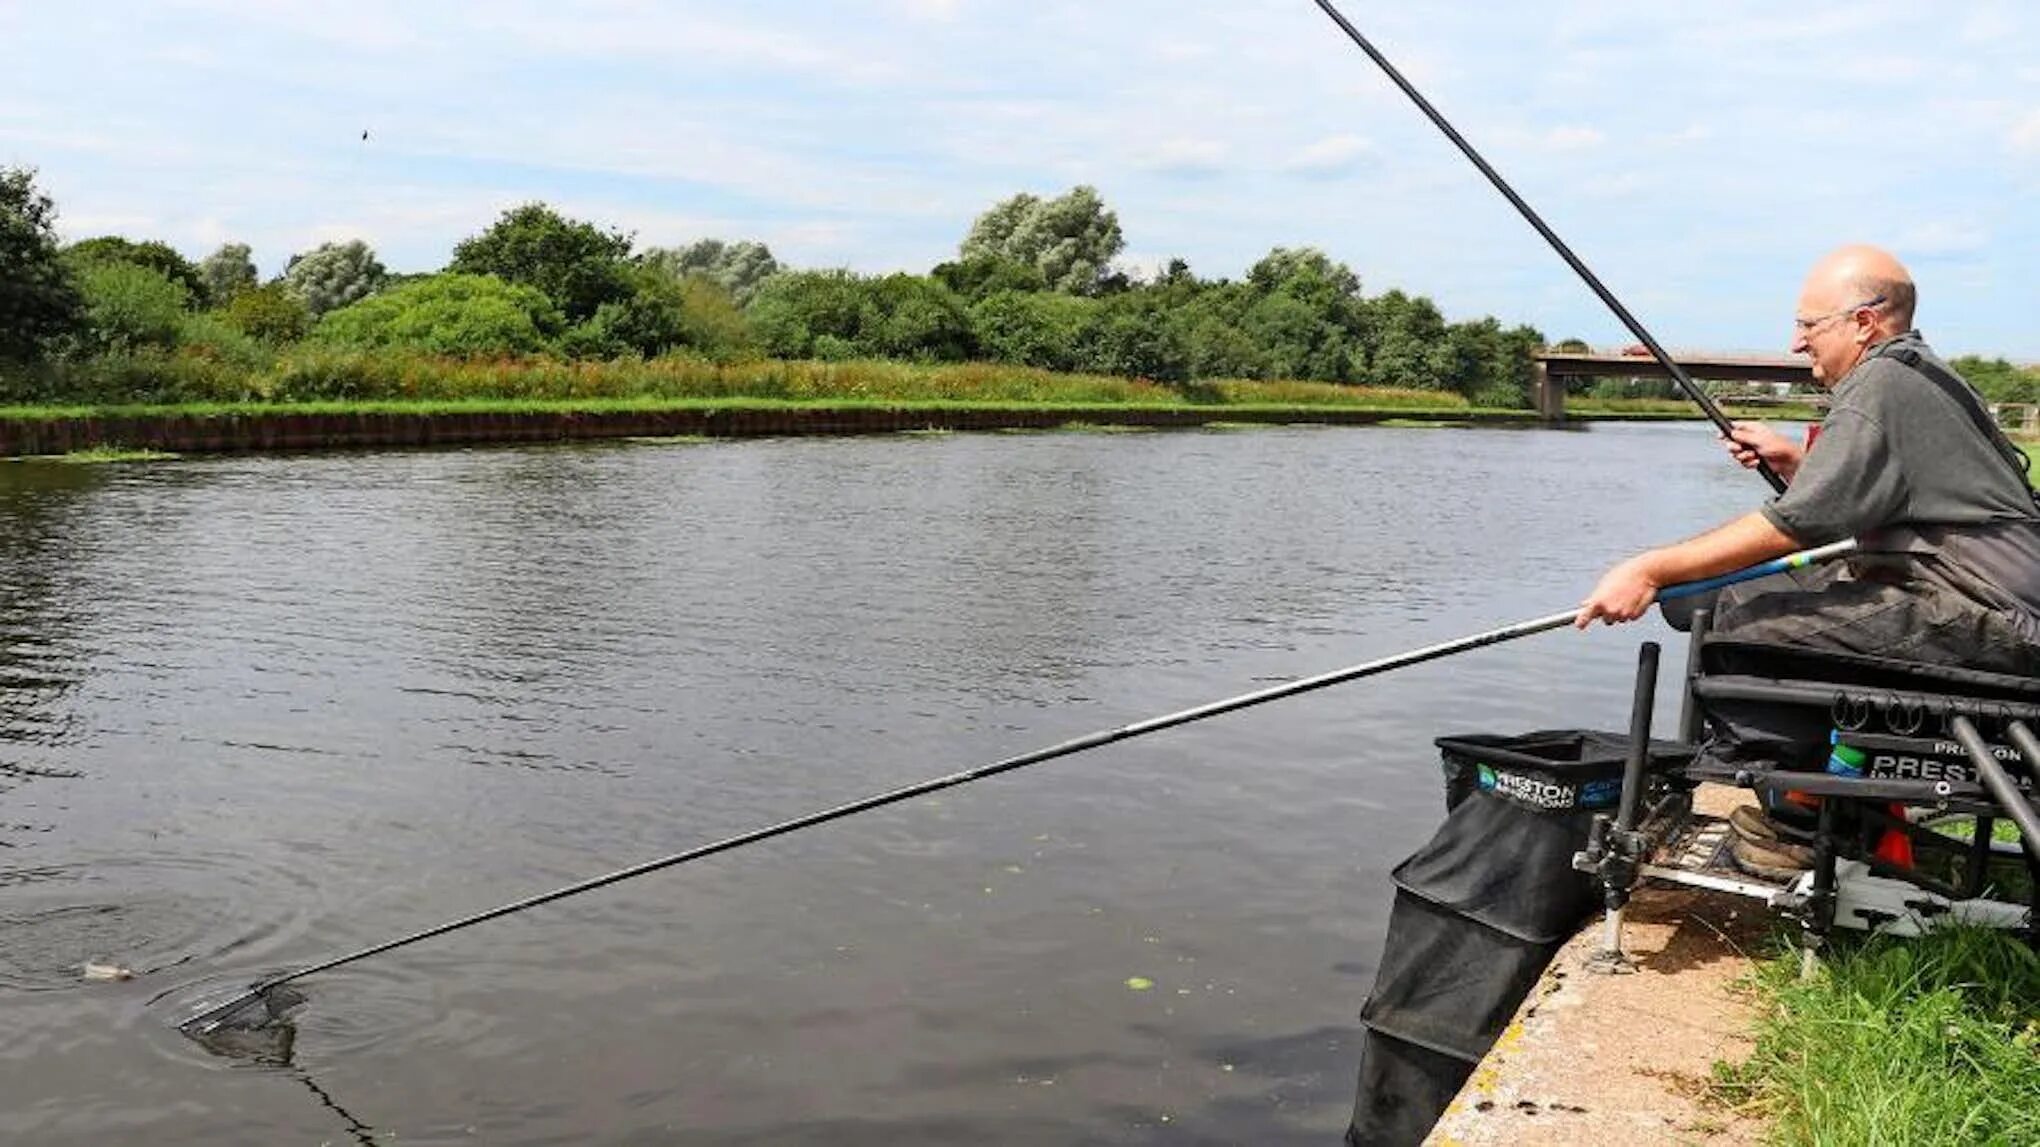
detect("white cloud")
[1153,39,1214,62]
[2010,109,2040,154]
[1542,125,1606,151]
[1140,138,1227,178]
[1898,219,1988,259]
[896,0,962,20]
[1287,134,1373,178]
[56,212,162,239]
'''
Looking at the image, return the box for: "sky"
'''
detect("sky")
[3,1,2037,357]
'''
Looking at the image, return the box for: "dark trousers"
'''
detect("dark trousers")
[1713,562,2040,678]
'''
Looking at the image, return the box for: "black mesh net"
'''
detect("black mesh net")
[1348,730,1688,1146]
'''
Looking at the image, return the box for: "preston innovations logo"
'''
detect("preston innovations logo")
[1475,762,1615,810]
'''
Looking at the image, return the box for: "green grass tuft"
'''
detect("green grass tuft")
[55,446,179,463]
[1055,421,1155,434]
[1719,926,2040,1146]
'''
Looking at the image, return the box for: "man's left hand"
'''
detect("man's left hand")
[1575,555,1661,628]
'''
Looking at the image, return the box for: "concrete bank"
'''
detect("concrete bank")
[1426,787,1771,1147]
[0,405,1567,457]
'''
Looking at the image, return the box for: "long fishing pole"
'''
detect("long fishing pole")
[178,539,1853,1036]
[1307,0,1789,495]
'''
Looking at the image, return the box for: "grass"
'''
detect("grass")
[1925,815,2027,847]
[1715,926,2040,1146]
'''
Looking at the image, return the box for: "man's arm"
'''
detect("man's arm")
[1574,511,1801,628]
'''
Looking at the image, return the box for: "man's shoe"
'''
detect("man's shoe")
[1729,834,1816,882]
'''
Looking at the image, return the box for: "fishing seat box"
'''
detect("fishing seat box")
[1689,637,2040,807]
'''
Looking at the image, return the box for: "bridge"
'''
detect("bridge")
[1531,350,2039,436]
[1531,351,1814,422]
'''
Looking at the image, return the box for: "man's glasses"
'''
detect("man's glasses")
[1794,294,1887,334]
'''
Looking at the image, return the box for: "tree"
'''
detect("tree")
[224,283,312,343]
[932,253,1047,303]
[449,203,632,323]
[1246,246,1361,305]
[1952,355,2040,404]
[314,273,564,356]
[0,166,86,362]
[1360,289,1452,389]
[198,242,259,304]
[64,235,207,305]
[283,240,387,318]
[638,239,781,306]
[960,185,1125,295]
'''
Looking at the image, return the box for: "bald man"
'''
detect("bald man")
[1576,245,2040,673]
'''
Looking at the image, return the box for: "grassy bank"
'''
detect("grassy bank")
[0,351,1820,423]
[1719,927,2040,1145]
[1568,395,1825,421]
[0,394,1487,424]
[2,352,1483,411]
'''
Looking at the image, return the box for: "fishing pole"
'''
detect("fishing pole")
[1307,0,1789,495]
[177,539,1854,1037]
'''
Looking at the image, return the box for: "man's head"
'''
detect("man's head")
[1791,245,1915,385]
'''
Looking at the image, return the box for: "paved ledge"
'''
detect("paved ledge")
[1427,789,1771,1147]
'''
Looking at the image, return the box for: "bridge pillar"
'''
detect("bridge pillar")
[1532,361,1565,424]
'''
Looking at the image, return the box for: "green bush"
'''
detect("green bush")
[314,273,564,357]
[0,348,259,405]
[748,271,973,362]
[971,290,1093,372]
[1083,291,1192,382]
[178,311,272,371]
[560,269,754,361]
[72,259,190,353]
[673,277,757,361]
[225,283,311,343]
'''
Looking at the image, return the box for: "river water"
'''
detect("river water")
[0,422,1756,1145]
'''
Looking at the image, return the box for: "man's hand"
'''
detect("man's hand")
[1575,553,1662,629]
[1722,420,1803,482]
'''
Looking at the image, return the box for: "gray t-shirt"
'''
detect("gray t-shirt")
[1760,331,2040,626]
